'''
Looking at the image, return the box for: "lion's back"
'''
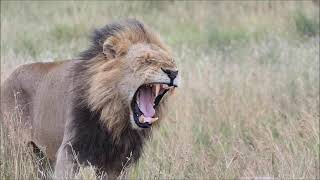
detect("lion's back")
[1,62,60,121]
[1,60,75,160]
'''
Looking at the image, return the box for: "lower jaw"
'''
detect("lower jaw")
[132,114,152,129]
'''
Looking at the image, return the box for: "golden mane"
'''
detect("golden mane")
[74,19,171,141]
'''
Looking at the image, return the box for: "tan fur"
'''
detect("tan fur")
[84,24,177,141]
[1,20,178,178]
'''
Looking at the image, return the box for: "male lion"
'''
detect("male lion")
[1,19,179,179]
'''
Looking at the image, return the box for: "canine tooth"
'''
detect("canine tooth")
[162,84,169,89]
[155,84,160,97]
[150,117,159,123]
[139,115,144,123]
[139,115,158,124]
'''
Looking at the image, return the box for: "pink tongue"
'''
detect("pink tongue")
[139,87,155,118]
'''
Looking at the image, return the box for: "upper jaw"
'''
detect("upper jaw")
[147,81,178,88]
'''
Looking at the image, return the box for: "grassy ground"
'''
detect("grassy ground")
[1,1,319,179]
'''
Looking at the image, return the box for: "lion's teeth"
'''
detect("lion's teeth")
[139,115,144,123]
[162,84,169,89]
[150,117,158,123]
[139,115,158,123]
[155,84,160,97]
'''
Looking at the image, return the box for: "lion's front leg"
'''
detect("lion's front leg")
[54,145,119,180]
[99,170,120,180]
[54,144,78,180]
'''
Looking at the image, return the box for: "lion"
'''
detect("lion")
[0,19,179,179]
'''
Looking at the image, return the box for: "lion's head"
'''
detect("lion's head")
[76,19,179,139]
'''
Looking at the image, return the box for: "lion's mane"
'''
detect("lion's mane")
[67,20,169,171]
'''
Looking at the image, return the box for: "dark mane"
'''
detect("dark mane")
[69,52,151,175]
[69,97,149,174]
[70,19,151,172]
[78,19,146,60]
[65,19,168,177]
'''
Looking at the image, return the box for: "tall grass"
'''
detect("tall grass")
[1,1,319,179]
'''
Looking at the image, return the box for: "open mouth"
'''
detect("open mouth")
[131,83,175,128]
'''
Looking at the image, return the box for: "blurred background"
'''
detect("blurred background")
[1,1,319,179]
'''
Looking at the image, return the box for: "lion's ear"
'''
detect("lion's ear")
[103,36,131,59]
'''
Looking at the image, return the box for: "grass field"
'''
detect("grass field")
[1,1,319,179]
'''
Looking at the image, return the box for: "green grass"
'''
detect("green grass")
[50,23,86,43]
[1,1,319,179]
[294,9,320,37]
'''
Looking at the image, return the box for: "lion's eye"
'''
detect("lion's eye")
[147,58,156,62]
[119,52,126,57]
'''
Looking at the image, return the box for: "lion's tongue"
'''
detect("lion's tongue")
[139,87,155,120]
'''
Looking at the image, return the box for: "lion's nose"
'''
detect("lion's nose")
[161,68,178,80]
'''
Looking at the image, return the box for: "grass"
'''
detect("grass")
[294,9,320,37]
[1,1,319,179]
